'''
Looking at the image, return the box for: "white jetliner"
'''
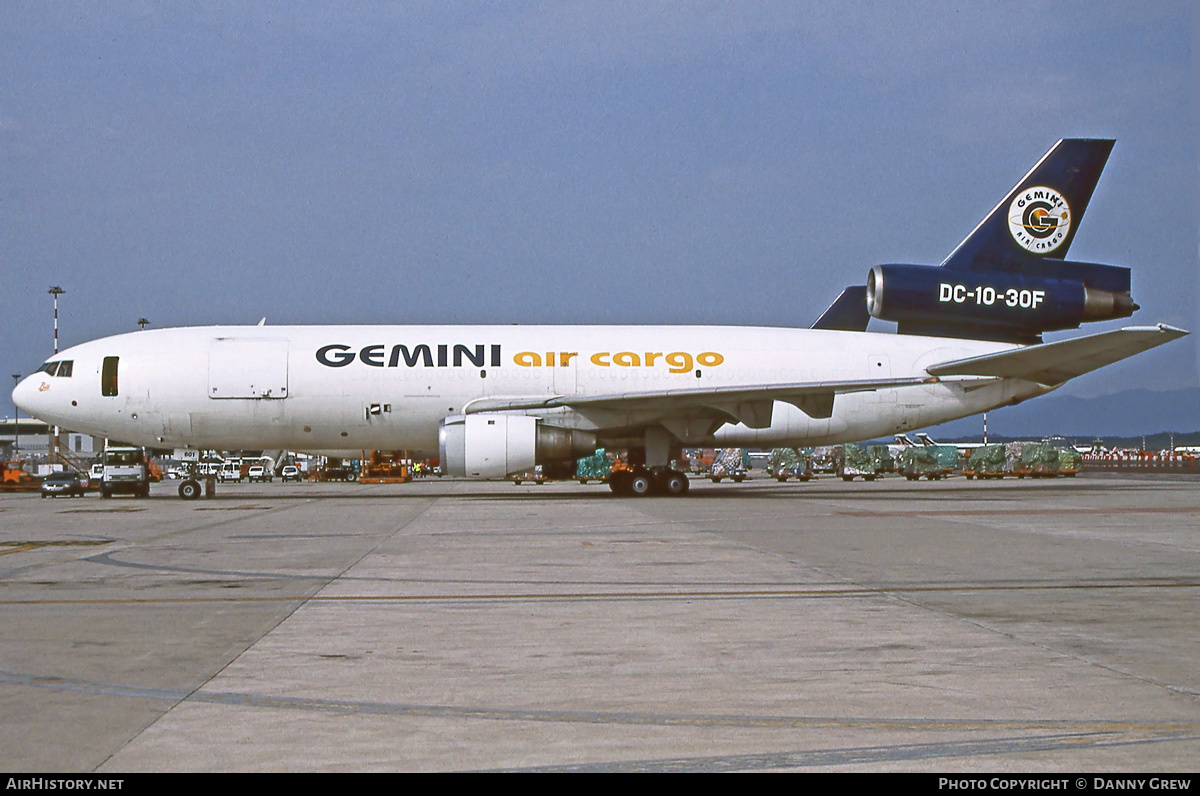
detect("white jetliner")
[12,140,1187,497]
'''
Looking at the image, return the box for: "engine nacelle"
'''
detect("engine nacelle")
[866,264,1136,342]
[438,414,597,478]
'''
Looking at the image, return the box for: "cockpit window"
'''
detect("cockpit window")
[38,360,73,377]
[39,360,76,376]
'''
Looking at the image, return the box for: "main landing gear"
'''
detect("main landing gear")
[609,466,690,497]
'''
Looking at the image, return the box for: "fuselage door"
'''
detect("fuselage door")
[208,339,289,399]
[866,354,895,403]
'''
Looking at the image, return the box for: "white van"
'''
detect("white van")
[219,460,243,482]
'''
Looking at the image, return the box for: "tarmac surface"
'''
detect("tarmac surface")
[1,473,1197,772]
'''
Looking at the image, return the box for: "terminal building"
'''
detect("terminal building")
[0,417,98,462]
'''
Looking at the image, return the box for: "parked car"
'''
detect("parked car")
[41,471,87,499]
[281,465,302,483]
[247,465,272,483]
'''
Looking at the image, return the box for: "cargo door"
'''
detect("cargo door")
[208,340,289,399]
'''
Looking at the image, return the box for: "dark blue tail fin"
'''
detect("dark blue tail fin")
[941,138,1114,272]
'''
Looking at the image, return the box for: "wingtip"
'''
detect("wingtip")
[1117,323,1189,336]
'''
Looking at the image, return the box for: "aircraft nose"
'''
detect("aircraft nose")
[12,373,50,419]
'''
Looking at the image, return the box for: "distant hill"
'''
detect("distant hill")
[920,388,1199,439]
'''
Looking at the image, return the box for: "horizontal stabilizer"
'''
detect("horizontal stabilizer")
[927,324,1188,385]
[812,286,870,332]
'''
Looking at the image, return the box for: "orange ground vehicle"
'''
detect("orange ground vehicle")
[358,451,412,484]
[0,461,41,492]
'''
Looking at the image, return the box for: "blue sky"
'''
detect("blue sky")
[2,2,1195,412]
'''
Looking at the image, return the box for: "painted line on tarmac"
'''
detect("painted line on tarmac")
[499,731,1200,772]
[835,506,1198,516]
[1,666,1196,736]
[1,578,1197,606]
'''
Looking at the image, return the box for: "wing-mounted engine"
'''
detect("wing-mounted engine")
[438,414,596,478]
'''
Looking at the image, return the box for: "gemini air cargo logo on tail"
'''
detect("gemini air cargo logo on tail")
[1008,186,1071,253]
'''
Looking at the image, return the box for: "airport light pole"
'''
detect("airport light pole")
[48,286,65,462]
[49,286,65,354]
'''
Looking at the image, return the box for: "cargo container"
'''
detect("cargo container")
[769,448,812,482]
[708,448,748,482]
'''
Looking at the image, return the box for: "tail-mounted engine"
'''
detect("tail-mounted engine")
[866,261,1137,344]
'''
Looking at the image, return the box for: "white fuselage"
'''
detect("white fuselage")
[13,325,1048,456]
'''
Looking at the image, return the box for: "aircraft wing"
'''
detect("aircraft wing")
[461,324,1186,429]
[464,375,938,427]
[926,324,1188,385]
